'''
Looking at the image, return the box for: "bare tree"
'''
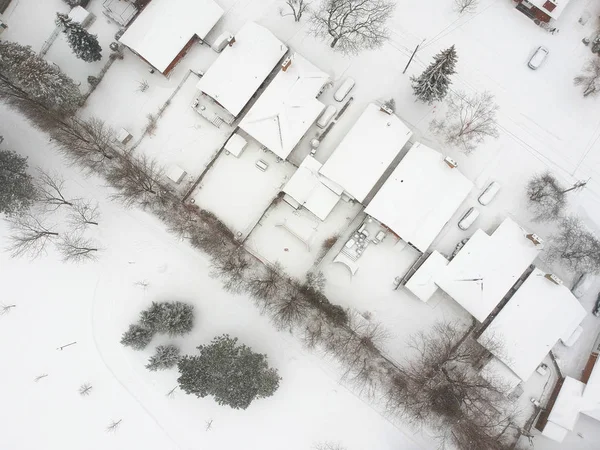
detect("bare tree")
[35,169,74,210]
[574,58,600,98]
[247,262,286,308]
[271,283,310,331]
[68,199,100,229]
[106,419,122,432]
[314,443,346,450]
[430,90,499,154]
[57,233,99,262]
[526,172,567,222]
[210,248,251,293]
[79,383,93,396]
[282,0,310,21]
[105,153,168,207]
[166,386,178,398]
[309,0,395,54]
[547,215,600,273]
[34,374,48,382]
[6,211,59,258]
[0,303,16,315]
[454,0,478,14]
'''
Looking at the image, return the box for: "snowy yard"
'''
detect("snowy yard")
[192,138,296,238]
[246,197,362,279]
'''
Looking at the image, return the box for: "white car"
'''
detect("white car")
[458,207,480,230]
[528,46,549,70]
[334,77,355,102]
[572,273,594,298]
[478,181,501,206]
[316,105,337,128]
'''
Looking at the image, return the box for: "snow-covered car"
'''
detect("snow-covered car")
[334,77,355,102]
[458,207,479,230]
[528,46,549,70]
[572,273,594,298]
[478,181,501,206]
[316,105,337,128]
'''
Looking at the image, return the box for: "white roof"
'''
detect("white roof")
[405,251,448,302]
[239,53,329,160]
[435,218,541,322]
[69,6,91,24]
[224,133,247,157]
[319,104,412,203]
[527,0,571,20]
[119,0,224,73]
[365,143,472,252]
[283,156,340,220]
[480,357,522,392]
[478,268,586,381]
[196,23,288,117]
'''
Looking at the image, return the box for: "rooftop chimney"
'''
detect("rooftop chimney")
[545,273,563,285]
[444,157,458,168]
[281,56,292,72]
[380,104,393,115]
[526,233,544,246]
[228,36,236,47]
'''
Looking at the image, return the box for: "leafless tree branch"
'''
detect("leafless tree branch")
[57,233,99,262]
[6,211,59,258]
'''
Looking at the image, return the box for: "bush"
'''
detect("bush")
[177,335,281,409]
[146,344,180,371]
[120,324,154,350]
[62,0,81,7]
[139,301,194,337]
[87,75,99,86]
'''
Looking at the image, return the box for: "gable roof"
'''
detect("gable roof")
[119,0,224,73]
[239,53,329,160]
[319,103,412,203]
[196,22,288,117]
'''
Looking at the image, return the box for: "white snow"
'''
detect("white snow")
[118,0,224,74]
[365,142,473,252]
[239,53,329,160]
[404,250,448,302]
[282,155,341,221]
[196,22,288,118]
[435,218,542,322]
[479,268,586,381]
[319,103,412,203]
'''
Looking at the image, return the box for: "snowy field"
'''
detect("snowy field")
[0,108,427,450]
[192,139,296,238]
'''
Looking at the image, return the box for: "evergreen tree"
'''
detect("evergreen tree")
[411,45,458,104]
[146,344,180,371]
[0,148,37,216]
[0,40,82,113]
[177,335,281,410]
[120,324,154,350]
[139,301,194,337]
[56,13,102,63]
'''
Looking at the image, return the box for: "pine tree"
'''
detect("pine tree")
[177,335,281,409]
[0,149,37,216]
[56,13,102,63]
[120,324,154,350]
[0,40,82,113]
[411,45,458,104]
[139,301,194,337]
[146,344,180,371]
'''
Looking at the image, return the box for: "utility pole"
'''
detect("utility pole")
[403,39,426,75]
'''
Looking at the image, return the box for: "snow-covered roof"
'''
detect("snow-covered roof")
[319,104,412,203]
[435,218,541,322]
[68,6,91,24]
[239,53,329,160]
[365,143,472,252]
[196,22,288,117]
[528,0,571,20]
[119,0,224,74]
[478,268,586,381]
[283,155,340,220]
[405,251,448,302]
[480,357,522,392]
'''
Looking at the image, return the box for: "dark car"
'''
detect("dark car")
[593,292,600,317]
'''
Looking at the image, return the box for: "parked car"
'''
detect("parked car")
[334,77,355,102]
[458,207,480,230]
[316,105,337,128]
[528,46,549,70]
[572,273,594,298]
[593,292,600,317]
[478,181,501,206]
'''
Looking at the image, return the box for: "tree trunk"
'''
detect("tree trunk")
[330,37,339,48]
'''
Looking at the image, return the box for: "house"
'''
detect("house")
[515,0,571,23]
[540,337,600,442]
[319,103,413,204]
[195,22,288,122]
[239,53,329,160]
[118,0,224,75]
[435,218,542,322]
[477,268,586,383]
[282,155,341,221]
[0,0,12,14]
[364,143,473,253]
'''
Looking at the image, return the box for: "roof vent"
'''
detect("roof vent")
[526,233,544,246]
[444,157,458,168]
[228,36,236,47]
[380,104,393,115]
[545,273,563,285]
[281,56,292,72]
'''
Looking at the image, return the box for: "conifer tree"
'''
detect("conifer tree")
[411,45,458,104]
[146,345,180,371]
[56,13,102,63]
[0,148,37,216]
[120,324,154,350]
[139,301,194,337]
